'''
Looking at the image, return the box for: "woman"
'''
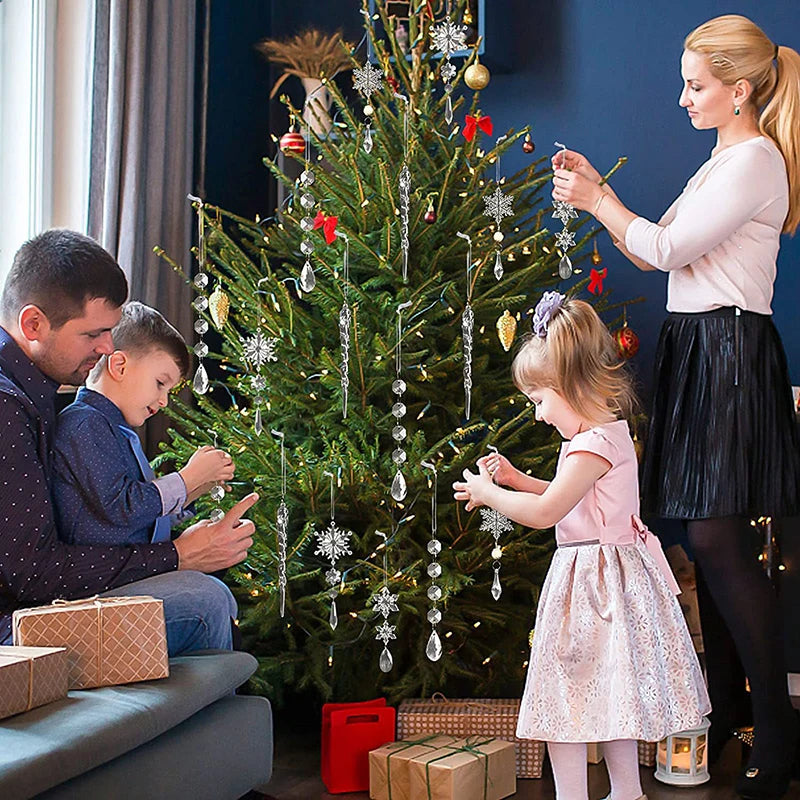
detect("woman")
[551,14,800,800]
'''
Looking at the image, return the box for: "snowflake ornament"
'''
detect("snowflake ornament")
[372,585,399,618]
[479,507,514,538]
[440,61,457,82]
[483,187,515,225]
[375,620,397,644]
[353,61,383,99]
[555,229,576,250]
[325,567,342,586]
[314,521,353,563]
[250,374,267,393]
[552,200,578,224]
[430,17,468,58]
[241,329,278,370]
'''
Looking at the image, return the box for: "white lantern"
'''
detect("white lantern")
[654,718,711,786]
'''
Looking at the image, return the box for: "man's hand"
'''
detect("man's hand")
[173,493,258,572]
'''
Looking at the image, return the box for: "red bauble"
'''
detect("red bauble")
[424,207,437,224]
[279,130,305,153]
[614,326,640,359]
[522,133,535,154]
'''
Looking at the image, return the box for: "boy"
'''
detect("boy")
[53,301,234,545]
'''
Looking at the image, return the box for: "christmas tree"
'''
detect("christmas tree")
[158,0,624,705]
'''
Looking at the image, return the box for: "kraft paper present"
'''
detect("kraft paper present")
[408,737,516,800]
[638,740,657,767]
[369,735,460,800]
[12,595,169,689]
[397,696,545,778]
[0,645,68,720]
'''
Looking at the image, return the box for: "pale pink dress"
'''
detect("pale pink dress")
[516,420,711,743]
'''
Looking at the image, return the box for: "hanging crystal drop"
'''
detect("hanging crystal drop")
[193,296,209,312]
[392,425,407,441]
[558,254,573,279]
[392,402,407,418]
[300,260,316,292]
[194,272,209,289]
[329,599,338,630]
[300,192,315,210]
[363,126,373,155]
[300,169,315,186]
[426,629,443,661]
[193,362,209,394]
[300,216,315,232]
[391,470,408,502]
[193,341,209,358]
[391,448,407,465]
[494,251,504,281]
[194,318,209,335]
[379,646,393,673]
[300,239,315,256]
[427,562,442,578]
[427,607,442,624]
[209,508,225,523]
[491,567,503,601]
[445,94,453,125]
[254,406,263,436]
[427,539,442,556]
[210,484,225,502]
[392,379,407,395]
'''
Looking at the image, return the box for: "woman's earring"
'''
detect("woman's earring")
[734,105,741,116]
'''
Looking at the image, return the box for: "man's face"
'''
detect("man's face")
[33,298,122,385]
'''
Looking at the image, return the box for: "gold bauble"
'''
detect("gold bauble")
[496,310,517,352]
[209,284,230,330]
[464,61,491,91]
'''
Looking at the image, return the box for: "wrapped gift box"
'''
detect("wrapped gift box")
[408,736,516,800]
[12,595,169,689]
[370,735,460,800]
[397,697,545,778]
[638,740,657,767]
[0,645,68,720]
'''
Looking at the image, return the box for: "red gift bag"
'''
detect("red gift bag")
[321,698,396,793]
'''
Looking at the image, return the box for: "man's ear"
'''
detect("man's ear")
[18,305,50,342]
[106,351,128,381]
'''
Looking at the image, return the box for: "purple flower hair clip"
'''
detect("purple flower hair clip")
[531,291,566,337]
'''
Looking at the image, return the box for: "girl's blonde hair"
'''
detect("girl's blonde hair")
[685,14,800,234]
[511,298,637,424]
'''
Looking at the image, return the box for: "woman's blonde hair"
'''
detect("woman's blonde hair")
[511,298,637,424]
[685,14,800,234]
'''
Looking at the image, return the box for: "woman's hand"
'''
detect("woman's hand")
[552,149,602,183]
[477,453,517,488]
[553,168,606,215]
[453,462,493,512]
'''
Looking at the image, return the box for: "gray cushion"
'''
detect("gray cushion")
[0,650,257,799]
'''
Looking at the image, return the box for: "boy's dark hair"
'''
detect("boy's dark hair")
[98,301,190,378]
[1,229,128,328]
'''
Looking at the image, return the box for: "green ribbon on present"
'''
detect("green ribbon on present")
[424,736,495,800]
[384,734,442,800]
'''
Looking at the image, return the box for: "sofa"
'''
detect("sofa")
[0,650,273,800]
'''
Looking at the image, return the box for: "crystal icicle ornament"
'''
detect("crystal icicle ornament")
[558,254,573,279]
[445,93,453,125]
[391,470,407,502]
[193,362,209,395]
[379,647,393,673]
[494,251,504,280]
[491,566,503,601]
[363,126,373,155]
[299,260,316,292]
[329,598,338,630]
[277,500,288,617]
[339,303,351,419]
[426,629,443,661]
[462,302,474,420]
[254,406,263,436]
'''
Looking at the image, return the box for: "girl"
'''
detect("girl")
[453,293,710,800]
[550,15,800,799]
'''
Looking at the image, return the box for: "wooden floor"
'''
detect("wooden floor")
[260,733,800,800]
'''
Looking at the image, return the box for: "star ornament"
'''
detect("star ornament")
[375,620,397,644]
[430,17,468,58]
[241,329,278,370]
[483,186,515,225]
[353,60,383,99]
[314,521,353,564]
[555,228,576,250]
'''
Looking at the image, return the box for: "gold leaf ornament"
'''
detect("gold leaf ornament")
[209,284,230,330]
[495,310,517,352]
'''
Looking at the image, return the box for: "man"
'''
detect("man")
[0,229,257,653]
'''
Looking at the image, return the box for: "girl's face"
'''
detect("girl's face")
[526,387,585,439]
[678,49,737,130]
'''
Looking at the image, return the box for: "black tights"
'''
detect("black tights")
[687,516,795,766]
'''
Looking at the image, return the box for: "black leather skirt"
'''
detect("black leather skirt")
[641,307,800,520]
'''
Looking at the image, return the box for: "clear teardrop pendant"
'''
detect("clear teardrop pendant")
[391,470,408,502]
[491,566,503,601]
[379,646,393,673]
[192,362,209,395]
[426,629,443,661]
[329,598,338,630]
[558,254,573,279]
[300,260,316,292]
[254,406,263,436]
[494,251,504,281]
[363,126,373,154]
[445,94,453,125]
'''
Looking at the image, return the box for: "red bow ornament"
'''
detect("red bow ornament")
[313,211,339,244]
[588,267,607,295]
[462,114,493,142]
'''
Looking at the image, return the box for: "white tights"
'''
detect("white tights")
[547,739,643,800]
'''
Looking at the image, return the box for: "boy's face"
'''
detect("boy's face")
[115,348,182,427]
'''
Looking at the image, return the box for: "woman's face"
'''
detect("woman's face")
[678,49,737,130]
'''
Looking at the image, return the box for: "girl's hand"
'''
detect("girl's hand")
[452,462,493,512]
[477,453,516,488]
[551,149,602,183]
[553,168,605,215]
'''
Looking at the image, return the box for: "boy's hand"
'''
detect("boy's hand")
[477,453,516,487]
[453,462,493,512]
[180,446,235,494]
[174,492,258,572]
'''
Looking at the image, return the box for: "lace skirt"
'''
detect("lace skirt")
[516,541,710,743]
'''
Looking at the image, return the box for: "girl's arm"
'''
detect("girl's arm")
[454,452,610,529]
[478,453,549,495]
